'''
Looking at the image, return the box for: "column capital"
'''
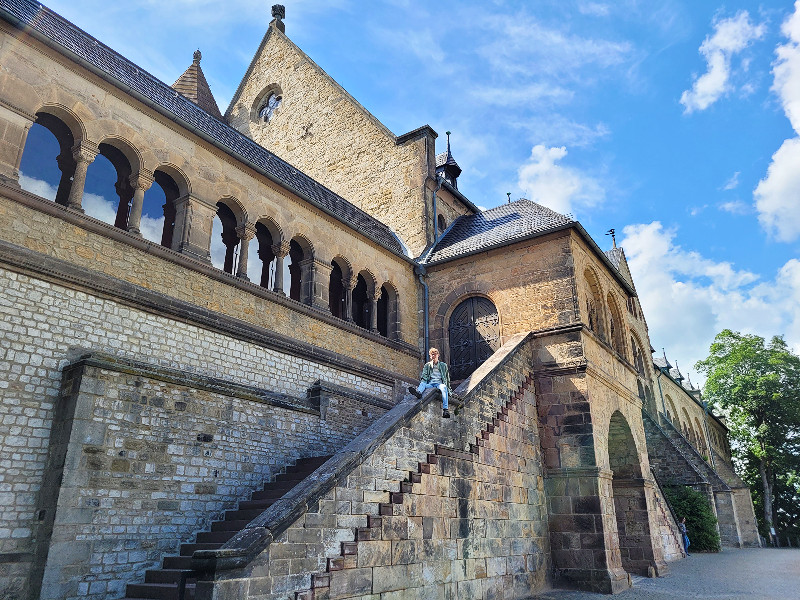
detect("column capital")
[271,241,291,258]
[342,277,355,291]
[129,169,154,191]
[71,141,99,164]
[368,288,383,302]
[235,223,257,241]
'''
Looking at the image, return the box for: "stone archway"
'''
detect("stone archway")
[607,411,660,577]
[447,296,500,380]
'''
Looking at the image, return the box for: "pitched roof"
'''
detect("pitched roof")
[422,199,574,263]
[172,50,223,119]
[0,0,406,257]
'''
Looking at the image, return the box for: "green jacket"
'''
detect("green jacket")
[420,361,451,392]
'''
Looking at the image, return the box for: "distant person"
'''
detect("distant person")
[679,517,690,556]
[408,347,452,418]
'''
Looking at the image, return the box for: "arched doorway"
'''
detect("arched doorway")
[448,296,500,380]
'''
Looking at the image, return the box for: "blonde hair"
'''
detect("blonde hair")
[429,347,439,355]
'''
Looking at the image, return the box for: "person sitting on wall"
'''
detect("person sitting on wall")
[408,347,451,418]
[679,517,691,556]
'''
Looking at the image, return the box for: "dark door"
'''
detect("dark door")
[448,296,500,380]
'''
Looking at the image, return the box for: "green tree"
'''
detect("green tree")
[695,330,800,540]
[663,485,720,552]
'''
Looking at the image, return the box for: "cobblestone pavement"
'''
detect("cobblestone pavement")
[528,548,800,600]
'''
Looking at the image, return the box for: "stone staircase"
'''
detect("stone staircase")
[124,455,333,600]
[293,376,534,600]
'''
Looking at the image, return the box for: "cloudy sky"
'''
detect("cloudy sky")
[19,0,800,383]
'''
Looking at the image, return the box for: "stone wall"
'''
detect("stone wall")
[36,353,391,600]
[427,231,579,363]
[0,257,412,600]
[194,333,552,600]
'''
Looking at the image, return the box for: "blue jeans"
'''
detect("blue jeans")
[683,534,690,554]
[416,381,448,409]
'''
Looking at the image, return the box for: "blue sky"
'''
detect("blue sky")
[19,0,800,382]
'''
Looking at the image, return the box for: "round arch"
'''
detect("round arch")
[447,295,501,381]
[583,267,606,341]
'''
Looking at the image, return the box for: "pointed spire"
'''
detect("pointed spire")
[435,130,462,189]
[172,50,223,119]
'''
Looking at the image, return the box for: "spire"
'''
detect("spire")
[435,130,462,189]
[172,50,223,119]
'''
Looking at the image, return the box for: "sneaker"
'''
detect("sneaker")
[442,409,451,418]
[408,386,422,399]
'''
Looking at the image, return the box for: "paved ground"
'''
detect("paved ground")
[528,548,800,600]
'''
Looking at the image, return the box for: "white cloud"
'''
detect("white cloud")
[517,145,604,215]
[680,10,765,113]
[19,173,57,201]
[622,222,800,384]
[755,2,800,242]
[578,3,610,17]
[719,200,750,215]
[754,137,800,241]
[721,171,740,190]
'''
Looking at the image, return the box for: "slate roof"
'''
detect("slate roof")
[422,199,574,264]
[605,247,623,270]
[0,0,406,256]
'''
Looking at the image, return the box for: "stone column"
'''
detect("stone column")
[369,288,382,332]
[271,241,290,295]
[126,170,154,235]
[235,224,256,280]
[54,152,77,206]
[66,142,99,212]
[0,104,34,186]
[305,258,332,310]
[343,277,355,322]
[172,194,215,263]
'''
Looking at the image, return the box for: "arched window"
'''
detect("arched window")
[437,214,447,233]
[18,112,75,206]
[606,293,626,358]
[138,169,181,247]
[255,222,277,289]
[448,296,500,381]
[583,269,605,341]
[329,258,350,319]
[211,202,239,275]
[287,239,305,301]
[80,142,136,229]
[351,273,370,328]
[377,283,399,339]
[258,92,282,122]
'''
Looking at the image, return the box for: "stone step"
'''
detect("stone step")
[195,530,237,544]
[237,498,279,511]
[210,519,250,532]
[223,508,267,522]
[179,542,223,556]
[144,569,196,584]
[125,583,194,600]
[162,556,192,570]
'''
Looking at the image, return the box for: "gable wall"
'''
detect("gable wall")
[226,27,434,255]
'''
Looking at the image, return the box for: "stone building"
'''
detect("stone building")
[0,1,759,600]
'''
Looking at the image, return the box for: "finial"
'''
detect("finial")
[606,228,616,248]
[193,49,201,65]
[445,131,453,159]
[271,4,286,31]
[507,192,511,204]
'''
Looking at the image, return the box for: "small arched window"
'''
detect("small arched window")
[259,93,282,122]
[437,214,447,233]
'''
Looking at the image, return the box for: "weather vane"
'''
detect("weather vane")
[606,228,616,248]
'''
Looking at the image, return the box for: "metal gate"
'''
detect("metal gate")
[448,296,500,381]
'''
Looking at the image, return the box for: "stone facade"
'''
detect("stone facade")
[0,2,761,599]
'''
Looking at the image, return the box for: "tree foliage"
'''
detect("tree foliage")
[663,485,720,552]
[695,330,800,538]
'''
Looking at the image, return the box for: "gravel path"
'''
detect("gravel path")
[528,548,800,600]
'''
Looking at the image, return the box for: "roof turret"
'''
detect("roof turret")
[435,131,462,189]
[172,49,223,119]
